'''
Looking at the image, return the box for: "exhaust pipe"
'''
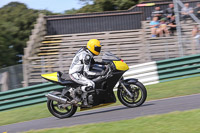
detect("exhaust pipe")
[46,93,67,104]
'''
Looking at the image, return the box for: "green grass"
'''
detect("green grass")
[0,103,51,126]
[24,109,200,133]
[0,76,200,126]
[146,76,200,101]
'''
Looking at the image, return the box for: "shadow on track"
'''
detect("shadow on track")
[73,103,154,118]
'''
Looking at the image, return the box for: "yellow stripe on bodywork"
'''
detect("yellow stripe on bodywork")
[113,61,129,71]
[41,72,58,82]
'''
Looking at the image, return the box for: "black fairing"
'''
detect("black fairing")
[91,70,125,106]
[87,52,127,106]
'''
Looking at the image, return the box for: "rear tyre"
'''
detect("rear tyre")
[117,81,147,108]
[47,92,77,118]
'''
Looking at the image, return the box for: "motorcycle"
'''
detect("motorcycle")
[41,51,147,118]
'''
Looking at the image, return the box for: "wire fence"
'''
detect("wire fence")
[0,64,23,92]
[173,0,200,56]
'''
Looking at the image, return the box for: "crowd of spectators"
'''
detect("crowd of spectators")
[150,2,200,38]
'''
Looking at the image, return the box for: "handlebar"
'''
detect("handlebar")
[92,64,112,82]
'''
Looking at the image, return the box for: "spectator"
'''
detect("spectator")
[168,16,176,36]
[192,24,200,38]
[150,17,161,37]
[192,24,200,50]
[151,6,164,20]
[194,2,200,19]
[165,4,174,21]
[159,18,169,37]
[181,3,193,23]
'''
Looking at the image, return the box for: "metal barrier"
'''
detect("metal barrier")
[124,61,159,85]
[157,54,200,82]
[0,82,63,111]
[124,53,200,84]
[0,54,200,111]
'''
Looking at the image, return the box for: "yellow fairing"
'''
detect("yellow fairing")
[41,72,58,82]
[113,61,129,71]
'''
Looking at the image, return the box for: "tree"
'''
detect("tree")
[65,0,140,14]
[0,2,55,68]
[64,8,77,14]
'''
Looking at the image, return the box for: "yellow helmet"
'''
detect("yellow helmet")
[87,39,101,56]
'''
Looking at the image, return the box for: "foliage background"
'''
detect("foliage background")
[0,2,55,68]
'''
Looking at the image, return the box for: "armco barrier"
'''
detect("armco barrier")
[124,54,200,84]
[156,54,200,81]
[124,61,159,85]
[0,82,63,111]
[0,54,200,111]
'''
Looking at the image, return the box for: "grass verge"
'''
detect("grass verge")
[0,76,200,126]
[24,109,200,133]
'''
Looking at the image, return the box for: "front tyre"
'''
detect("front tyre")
[47,92,77,118]
[117,81,147,108]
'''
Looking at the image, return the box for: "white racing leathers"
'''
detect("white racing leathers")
[69,47,101,90]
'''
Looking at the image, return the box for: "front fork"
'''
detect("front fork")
[120,82,134,98]
[119,77,134,98]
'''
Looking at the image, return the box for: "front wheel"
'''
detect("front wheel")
[47,92,77,119]
[117,81,147,108]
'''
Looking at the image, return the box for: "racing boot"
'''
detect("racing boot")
[81,86,94,93]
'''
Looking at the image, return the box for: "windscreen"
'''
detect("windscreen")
[102,51,121,61]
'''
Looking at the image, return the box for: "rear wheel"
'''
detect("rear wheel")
[117,81,147,108]
[47,92,77,118]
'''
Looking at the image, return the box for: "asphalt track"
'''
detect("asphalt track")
[1,93,200,133]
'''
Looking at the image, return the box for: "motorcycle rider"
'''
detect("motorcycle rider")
[69,39,108,93]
